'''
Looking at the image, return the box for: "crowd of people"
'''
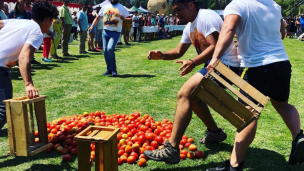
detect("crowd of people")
[284,14,304,39]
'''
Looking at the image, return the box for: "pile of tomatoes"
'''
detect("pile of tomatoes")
[41,111,204,166]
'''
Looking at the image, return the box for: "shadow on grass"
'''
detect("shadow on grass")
[31,63,61,70]
[116,74,155,78]
[0,128,8,137]
[151,143,300,171]
[0,152,78,170]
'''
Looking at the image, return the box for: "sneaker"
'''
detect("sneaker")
[207,160,244,171]
[125,42,131,45]
[41,58,52,62]
[63,53,72,57]
[112,71,118,77]
[50,55,62,60]
[143,140,180,164]
[80,51,89,54]
[198,128,227,144]
[102,70,112,76]
[289,130,304,165]
[117,42,123,45]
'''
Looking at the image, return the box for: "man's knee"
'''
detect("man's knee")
[271,99,289,109]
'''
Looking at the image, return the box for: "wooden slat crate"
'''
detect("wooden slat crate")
[3,95,49,156]
[74,126,120,171]
[191,60,269,132]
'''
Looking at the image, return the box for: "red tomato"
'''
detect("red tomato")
[150,141,158,148]
[118,158,123,165]
[138,135,146,144]
[154,129,161,135]
[180,139,187,145]
[195,150,204,159]
[145,133,155,142]
[51,128,58,134]
[62,154,72,161]
[180,154,186,160]
[34,131,39,137]
[90,143,95,151]
[180,149,188,155]
[182,135,188,140]
[154,136,164,145]
[138,158,146,167]
[129,152,139,160]
[118,149,124,156]
[187,138,194,143]
[184,142,191,148]
[127,156,136,164]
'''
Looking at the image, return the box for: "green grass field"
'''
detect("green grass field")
[0,36,304,171]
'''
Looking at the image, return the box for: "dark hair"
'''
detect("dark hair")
[14,1,25,18]
[31,1,58,22]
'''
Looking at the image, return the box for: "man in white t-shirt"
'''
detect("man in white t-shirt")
[0,2,58,132]
[143,0,239,164]
[206,0,304,170]
[89,0,131,77]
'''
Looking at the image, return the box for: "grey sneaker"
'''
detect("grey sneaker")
[199,128,227,144]
[289,130,304,165]
[143,140,180,164]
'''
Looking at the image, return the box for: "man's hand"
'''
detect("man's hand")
[176,60,194,77]
[207,57,219,71]
[88,27,92,33]
[120,15,125,20]
[147,51,163,60]
[25,84,39,99]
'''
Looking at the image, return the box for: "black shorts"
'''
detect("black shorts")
[240,61,291,102]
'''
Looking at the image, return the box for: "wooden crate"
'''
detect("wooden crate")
[3,95,48,156]
[191,61,269,132]
[74,126,120,171]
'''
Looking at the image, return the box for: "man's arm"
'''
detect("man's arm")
[61,17,65,32]
[147,42,191,60]
[18,43,39,98]
[280,19,285,40]
[88,16,102,32]
[207,14,241,71]
[177,31,219,77]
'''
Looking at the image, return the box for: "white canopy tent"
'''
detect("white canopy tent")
[138,6,150,13]
[93,0,110,9]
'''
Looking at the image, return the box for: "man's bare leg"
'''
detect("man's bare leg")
[169,73,219,148]
[271,99,301,139]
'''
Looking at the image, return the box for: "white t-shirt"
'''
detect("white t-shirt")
[181,9,239,67]
[132,15,138,27]
[0,20,43,68]
[98,3,129,33]
[224,0,289,67]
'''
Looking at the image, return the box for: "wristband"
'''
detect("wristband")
[189,59,195,68]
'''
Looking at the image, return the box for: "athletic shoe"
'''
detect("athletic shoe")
[112,71,118,77]
[143,140,180,164]
[207,160,244,171]
[198,128,227,144]
[289,130,304,165]
[125,42,131,45]
[41,58,52,62]
[102,70,112,76]
[63,53,72,57]
[117,42,123,45]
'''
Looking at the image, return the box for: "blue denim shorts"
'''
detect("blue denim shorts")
[88,23,96,34]
[95,29,103,42]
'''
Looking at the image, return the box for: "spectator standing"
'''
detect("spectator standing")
[50,17,62,59]
[138,15,144,42]
[8,1,31,19]
[146,16,151,26]
[72,11,78,40]
[87,6,97,52]
[289,16,296,38]
[95,6,103,49]
[0,1,58,131]
[132,11,139,41]
[151,15,156,26]
[158,14,165,27]
[298,14,304,34]
[89,0,130,77]
[296,15,301,36]
[3,4,8,17]
[0,0,7,20]
[124,18,131,45]
[24,0,31,13]
[42,23,54,62]
[59,0,73,56]
[77,4,88,54]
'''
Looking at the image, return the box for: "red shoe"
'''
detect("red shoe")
[94,47,100,51]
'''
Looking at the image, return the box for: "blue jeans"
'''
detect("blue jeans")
[102,30,120,73]
[0,67,13,130]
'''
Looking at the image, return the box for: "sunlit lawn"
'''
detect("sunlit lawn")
[0,36,303,171]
